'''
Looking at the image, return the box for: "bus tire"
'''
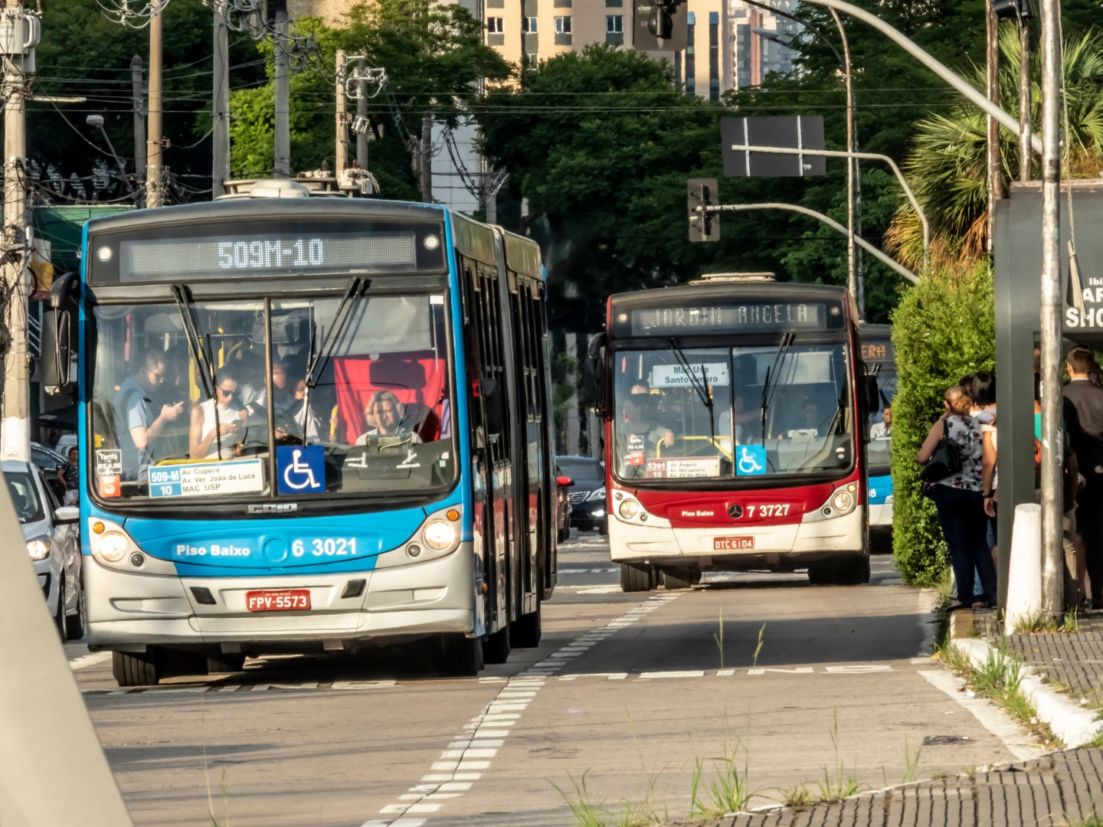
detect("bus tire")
[836,555,871,585]
[112,650,163,687]
[206,652,246,674]
[662,566,701,590]
[620,563,654,592]
[806,561,833,585]
[483,624,511,664]
[436,634,484,677]
[511,602,542,648]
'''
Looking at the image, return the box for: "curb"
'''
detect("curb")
[948,632,1103,748]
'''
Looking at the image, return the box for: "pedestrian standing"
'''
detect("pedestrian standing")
[918,385,995,608]
[1062,347,1103,608]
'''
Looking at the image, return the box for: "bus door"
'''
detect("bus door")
[462,258,513,633]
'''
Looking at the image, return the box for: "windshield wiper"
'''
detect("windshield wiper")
[305,277,370,391]
[759,332,794,443]
[668,337,715,447]
[170,284,215,399]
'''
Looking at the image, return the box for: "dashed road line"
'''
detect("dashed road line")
[359,591,682,827]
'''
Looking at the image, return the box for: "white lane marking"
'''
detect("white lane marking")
[69,651,111,671]
[918,670,1046,762]
[362,591,683,826]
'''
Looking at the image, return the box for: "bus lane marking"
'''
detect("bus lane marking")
[359,592,683,827]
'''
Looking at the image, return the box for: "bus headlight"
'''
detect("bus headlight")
[618,499,641,520]
[26,538,50,560]
[93,531,130,563]
[831,486,856,514]
[423,520,458,551]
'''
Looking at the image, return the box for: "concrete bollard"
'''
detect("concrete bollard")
[1005,503,1043,635]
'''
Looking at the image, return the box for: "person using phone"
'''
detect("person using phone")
[114,350,187,480]
[189,366,248,460]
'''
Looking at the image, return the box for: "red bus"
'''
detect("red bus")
[590,276,872,591]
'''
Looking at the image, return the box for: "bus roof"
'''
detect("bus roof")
[610,281,849,309]
[84,196,449,235]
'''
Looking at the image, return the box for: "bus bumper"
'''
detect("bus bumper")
[85,541,478,652]
[608,508,864,568]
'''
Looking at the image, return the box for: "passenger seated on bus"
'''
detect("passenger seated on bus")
[278,377,322,443]
[356,390,422,446]
[719,394,762,442]
[189,366,248,460]
[870,406,892,440]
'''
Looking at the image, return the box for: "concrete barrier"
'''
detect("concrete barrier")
[1005,503,1042,635]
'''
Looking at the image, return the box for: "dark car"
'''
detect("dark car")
[557,455,606,534]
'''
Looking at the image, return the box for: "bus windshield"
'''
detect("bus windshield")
[611,343,853,482]
[89,291,454,503]
[866,364,896,474]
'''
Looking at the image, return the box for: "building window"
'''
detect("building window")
[605,14,622,33]
[523,16,538,33]
[554,15,571,34]
[487,17,504,33]
[526,52,539,67]
[605,0,622,6]
[554,0,571,7]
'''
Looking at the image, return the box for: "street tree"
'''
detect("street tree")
[885,27,1103,270]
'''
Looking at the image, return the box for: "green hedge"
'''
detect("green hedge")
[890,264,995,586]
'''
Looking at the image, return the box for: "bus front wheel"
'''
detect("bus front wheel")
[620,563,656,593]
[112,650,163,687]
[662,566,701,590]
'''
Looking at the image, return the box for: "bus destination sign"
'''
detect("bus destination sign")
[860,340,894,363]
[625,301,835,337]
[88,219,446,283]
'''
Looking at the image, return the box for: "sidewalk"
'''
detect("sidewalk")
[706,611,1103,826]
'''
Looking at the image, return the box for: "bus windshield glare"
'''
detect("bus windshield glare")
[612,343,853,481]
[90,291,454,502]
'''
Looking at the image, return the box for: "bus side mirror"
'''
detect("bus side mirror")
[585,331,607,416]
[42,274,78,397]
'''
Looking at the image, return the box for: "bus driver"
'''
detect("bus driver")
[356,390,422,446]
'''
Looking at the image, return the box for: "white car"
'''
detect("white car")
[3,461,83,639]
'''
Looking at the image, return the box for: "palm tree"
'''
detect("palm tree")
[886,28,1103,271]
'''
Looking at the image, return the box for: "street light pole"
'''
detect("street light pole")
[829,8,860,314]
[86,115,133,194]
[1038,0,1062,617]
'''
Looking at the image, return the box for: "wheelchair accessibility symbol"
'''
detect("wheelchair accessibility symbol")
[736,445,767,477]
[277,445,326,495]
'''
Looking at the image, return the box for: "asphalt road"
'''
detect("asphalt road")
[68,534,1039,826]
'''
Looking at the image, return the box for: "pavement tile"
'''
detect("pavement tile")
[706,749,1103,826]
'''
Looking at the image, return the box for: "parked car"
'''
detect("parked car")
[556,455,607,534]
[3,461,83,639]
[554,464,573,542]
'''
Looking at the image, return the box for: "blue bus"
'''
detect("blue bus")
[43,180,557,685]
[859,324,895,531]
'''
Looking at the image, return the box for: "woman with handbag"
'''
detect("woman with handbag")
[917,384,995,608]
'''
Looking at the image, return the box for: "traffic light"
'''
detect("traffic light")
[687,178,719,243]
[992,0,1036,19]
[647,0,676,40]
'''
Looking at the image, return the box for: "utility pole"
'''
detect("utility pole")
[356,59,369,169]
[335,49,347,179]
[1038,0,1062,617]
[272,0,291,177]
[131,55,146,204]
[829,8,859,314]
[985,0,1003,252]
[146,0,164,207]
[1018,16,1032,182]
[420,113,432,201]
[1,0,36,461]
[212,3,230,197]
